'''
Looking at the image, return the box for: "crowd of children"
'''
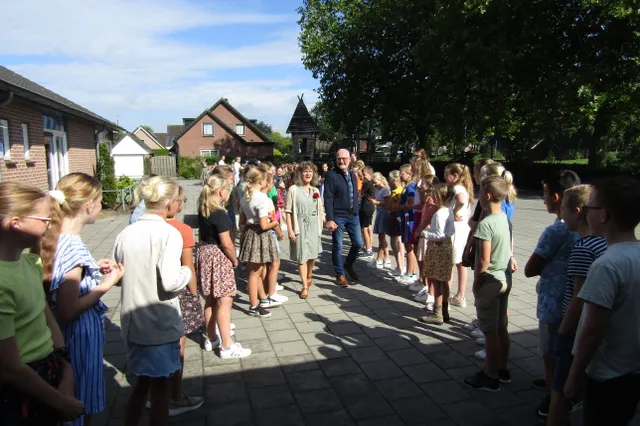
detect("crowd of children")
[2,152,640,425]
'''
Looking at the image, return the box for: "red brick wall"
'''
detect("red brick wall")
[67,118,96,175]
[178,105,273,158]
[0,100,49,190]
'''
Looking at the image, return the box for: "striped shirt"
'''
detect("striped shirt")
[51,234,108,424]
[561,236,607,317]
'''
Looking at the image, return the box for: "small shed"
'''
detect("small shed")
[111,133,151,178]
[286,95,319,161]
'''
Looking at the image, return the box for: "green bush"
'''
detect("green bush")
[143,157,151,176]
[178,156,204,179]
[152,149,171,156]
[273,148,283,163]
[95,143,117,207]
[204,155,219,165]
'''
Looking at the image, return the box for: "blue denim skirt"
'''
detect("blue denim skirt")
[127,341,181,378]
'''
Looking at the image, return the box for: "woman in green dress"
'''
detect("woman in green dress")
[285,162,325,299]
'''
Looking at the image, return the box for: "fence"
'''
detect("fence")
[150,156,176,177]
[103,183,137,211]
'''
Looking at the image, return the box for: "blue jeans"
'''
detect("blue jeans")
[332,215,364,276]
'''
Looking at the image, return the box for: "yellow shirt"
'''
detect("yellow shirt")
[0,253,53,363]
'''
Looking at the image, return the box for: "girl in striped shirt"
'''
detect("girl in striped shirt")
[40,173,125,426]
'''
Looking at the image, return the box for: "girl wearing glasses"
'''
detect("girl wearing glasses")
[0,181,85,424]
[39,172,125,426]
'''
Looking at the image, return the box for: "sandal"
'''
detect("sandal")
[300,287,309,299]
[307,278,313,287]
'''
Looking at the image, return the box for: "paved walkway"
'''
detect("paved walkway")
[79,181,638,426]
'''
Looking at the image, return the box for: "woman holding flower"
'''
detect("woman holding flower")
[285,162,325,299]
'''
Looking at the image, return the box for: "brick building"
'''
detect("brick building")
[0,66,122,190]
[174,98,273,159]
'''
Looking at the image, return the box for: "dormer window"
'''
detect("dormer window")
[235,124,246,136]
[202,123,214,136]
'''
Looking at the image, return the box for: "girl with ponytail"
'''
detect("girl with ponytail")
[40,172,125,426]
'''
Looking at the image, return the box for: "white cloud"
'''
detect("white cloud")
[1,0,317,133]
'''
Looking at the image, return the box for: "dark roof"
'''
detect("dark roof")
[167,125,185,137]
[175,98,274,145]
[154,132,169,148]
[0,66,124,131]
[286,96,318,134]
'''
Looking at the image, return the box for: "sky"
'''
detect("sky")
[0,0,318,134]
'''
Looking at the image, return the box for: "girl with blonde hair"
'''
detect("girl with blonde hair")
[113,176,192,425]
[387,170,406,276]
[39,173,125,426]
[198,175,250,359]
[0,182,85,424]
[368,172,391,269]
[396,164,419,284]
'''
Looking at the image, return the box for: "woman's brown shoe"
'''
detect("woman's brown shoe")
[300,287,309,299]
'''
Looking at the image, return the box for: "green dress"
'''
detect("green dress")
[289,186,321,264]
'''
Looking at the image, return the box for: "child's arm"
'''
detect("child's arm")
[452,192,466,221]
[218,231,238,268]
[558,276,586,334]
[524,226,559,277]
[181,247,198,296]
[524,253,549,277]
[258,215,280,232]
[474,239,492,284]
[157,231,192,293]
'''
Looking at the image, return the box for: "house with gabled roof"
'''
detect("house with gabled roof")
[174,98,274,159]
[132,126,165,151]
[0,65,123,190]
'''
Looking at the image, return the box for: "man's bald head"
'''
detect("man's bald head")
[336,149,350,171]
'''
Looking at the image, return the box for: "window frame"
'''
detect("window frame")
[202,122,214,136]
[0,119,10,160]
[200,149,220,157]
[22,123,30,161]
[235,124,246,136]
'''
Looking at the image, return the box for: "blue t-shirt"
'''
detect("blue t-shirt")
[534,220,579,323]
[129,200,146,224]
[400,182,416,222]
[501,200,514,223]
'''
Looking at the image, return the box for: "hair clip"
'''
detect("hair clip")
[49,190,66,205]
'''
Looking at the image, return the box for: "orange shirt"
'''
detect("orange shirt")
[167,220,195,249]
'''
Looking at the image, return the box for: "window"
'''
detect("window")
[200,149,219,157]
[235,124,246,136]
[22,124,30,160]
[0,119,9,160]
[202,123,214,136]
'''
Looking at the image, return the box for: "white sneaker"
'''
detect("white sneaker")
[275,284,284,292]
[464,319,480,331]
[368,260,383,269]
[425,302,434,312]
[426,294,434,305]
[260,293,287,307]
[203,335,220,352]
[230,323,236,330]
[220,342,252,359]
[476,337,485,346]
[474,349,486,360]
[408,283,424,292]
[414,289,429,303]
[470,329,484,339]
[396,274,418,285]
[269,292,288,303]
[449,296,467,308]
[390,268,406,277]
[215,326,236,338]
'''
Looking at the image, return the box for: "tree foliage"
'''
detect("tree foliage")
[253,120,273,136]
[298,0,640,168]
[140,125,155,134]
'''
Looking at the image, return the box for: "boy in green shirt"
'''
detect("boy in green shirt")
[464,175,512,392]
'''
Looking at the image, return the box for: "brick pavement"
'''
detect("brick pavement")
[79,181,638,426]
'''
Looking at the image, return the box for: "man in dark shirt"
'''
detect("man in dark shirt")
[323,149,364,287]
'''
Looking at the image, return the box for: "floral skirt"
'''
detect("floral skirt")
[422,237,454,282]
[239,225,279,264]
[178,288,204,335]
[197,243,237,298]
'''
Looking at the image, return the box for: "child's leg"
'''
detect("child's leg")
[125,376,151,426]
[216,296,234,349]
[454,263,468,300]
[169,337,186,402]
[394,237,405,270]
[484,330,500,379]
[366,226,373,251]
[297,262,308,288]
[266,260,280,295]
[442,279,450,321]
[208,295,219,341]
[405,242,417,275]
[149,377,172,426]
[378,233,389,260]
[248,263,266,307]
[203,299,213,338]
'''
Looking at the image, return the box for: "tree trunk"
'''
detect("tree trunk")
[588,106,612,169]
[416,128,432,155]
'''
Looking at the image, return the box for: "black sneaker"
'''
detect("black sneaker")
[532,378,547,390]
[249,305,271,318]
[536,395,550,420]
[463,371,500,392]
[498,369,512,384]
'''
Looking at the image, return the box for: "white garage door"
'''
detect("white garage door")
[114,155,144,178]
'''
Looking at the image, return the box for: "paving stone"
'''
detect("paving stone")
[304,409,356,426]
[302,332,342,347]
[295,321,329,334]
[245,366,286,388]
[402,362,449,384]
[336,333,375,348]
[329,373,378,396]
[238,327,268,341]
[320,358,362,377]
[373,376,424,400]
[427,350,473,370]
[387,348,429,367]
[255,405,304,426]
[278,354,319,373]
[241,352,280,371]
[340,390,395,420]
[421,379,472,405]
[248,384,295,409]
[286,369,331,392]
[359,359,405,380]
[355,415,405,426]
[263,319,295,331]
[374,335,413,351]
[440,400,501,426]
[347,345,388,363]
[328,322,362,336]
[242,338,274,354]
[273,341,311,357]
[313,304,344,316]
[391,395,448,424]
[309,343,349,360]
[205,381,248,405]
[267,329,303,343]
[206,400,253,426]
[294,388,344,414]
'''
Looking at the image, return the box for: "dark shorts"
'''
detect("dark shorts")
[472,274,509,333]
[388,211,402,237]
[359,209,374,227]
[552,331,576,392]
[584,374,640,426]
